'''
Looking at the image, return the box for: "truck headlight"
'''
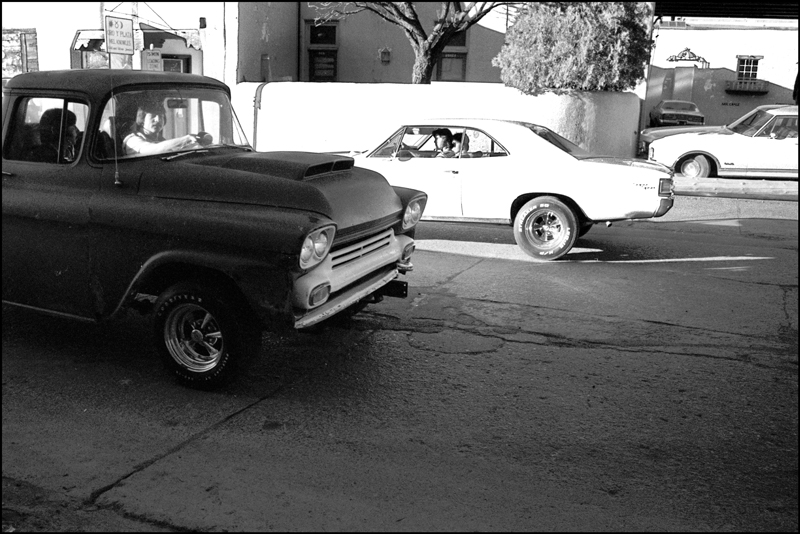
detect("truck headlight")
[402,198,424,230]
[300,225,335,269]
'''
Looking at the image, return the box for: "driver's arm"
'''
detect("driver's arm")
[124,133,199,156]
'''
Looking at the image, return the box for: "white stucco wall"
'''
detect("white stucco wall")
[233,82,641,158]
[650,20,798,90]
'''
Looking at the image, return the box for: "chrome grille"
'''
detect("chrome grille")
[330,229,393,269]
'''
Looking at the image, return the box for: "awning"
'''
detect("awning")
[72,30,106,52]
[140,23,201,50]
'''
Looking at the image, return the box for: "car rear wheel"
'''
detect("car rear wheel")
[513,197,578,261]
[153,281,261,389]
[680,155,711,178]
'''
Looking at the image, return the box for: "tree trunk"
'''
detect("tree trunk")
[411,49,436,84]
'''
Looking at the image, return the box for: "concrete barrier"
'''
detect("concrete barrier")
[673,176,798,201]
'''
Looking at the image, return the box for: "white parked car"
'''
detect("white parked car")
[647,105,798,179]
[352,119,675,261]
[638,104,786,157]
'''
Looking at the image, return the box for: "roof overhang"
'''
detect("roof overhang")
[654,1,799,19]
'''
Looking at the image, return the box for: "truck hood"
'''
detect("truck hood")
[138,150,403,235]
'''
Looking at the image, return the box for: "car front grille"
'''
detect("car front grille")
[330,229,393,269]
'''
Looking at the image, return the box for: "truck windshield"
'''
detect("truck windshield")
[95,87,250,160]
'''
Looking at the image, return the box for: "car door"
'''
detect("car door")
[2,96,99,318]
[361,126,462,218]
[453,128,515,221]
[746,115,799,178]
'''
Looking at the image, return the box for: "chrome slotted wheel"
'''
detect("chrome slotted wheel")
[513,196,578,261]
[524,208,564,248]
[163,303,224,373]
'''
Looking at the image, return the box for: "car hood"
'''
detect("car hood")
[640,125,727,142]
[138,150,403,232]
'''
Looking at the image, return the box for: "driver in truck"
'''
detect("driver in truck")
[123,100,201,156]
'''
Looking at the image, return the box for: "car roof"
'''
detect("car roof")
[765,105,798,115]
[400,118,539,129]
[4,69,228,95]
[661,100,696,105]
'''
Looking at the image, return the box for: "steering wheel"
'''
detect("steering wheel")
[193,131,213,146]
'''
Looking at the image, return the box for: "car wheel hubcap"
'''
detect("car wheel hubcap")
[683,160,699,177]
[164,303,224,372]
[526,210,563,247]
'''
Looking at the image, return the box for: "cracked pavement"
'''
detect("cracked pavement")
[3,213,798,532]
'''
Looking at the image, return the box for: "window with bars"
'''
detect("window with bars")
[736,56,762,80]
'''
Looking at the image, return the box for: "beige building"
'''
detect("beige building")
[642,16,798,128]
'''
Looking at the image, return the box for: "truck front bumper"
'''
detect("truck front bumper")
[292,231,414,329]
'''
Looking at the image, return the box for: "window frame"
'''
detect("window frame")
[735,55,763,80]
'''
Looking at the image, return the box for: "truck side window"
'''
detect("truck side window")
[3,97,88,164]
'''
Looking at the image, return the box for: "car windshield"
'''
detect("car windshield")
[525,124,592,158]
[664,101,698,111]
[95,86,250,160]
[728,109,774,137]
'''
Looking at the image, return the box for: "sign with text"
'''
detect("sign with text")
[143,50,163,71]
[105,16,134,55]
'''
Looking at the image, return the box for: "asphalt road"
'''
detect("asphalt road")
[3,190,798,532]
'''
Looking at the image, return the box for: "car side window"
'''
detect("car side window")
[757,116,798,139]
[3,97,88,164]
[462,129,507,158]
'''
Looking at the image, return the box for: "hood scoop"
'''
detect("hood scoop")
[218,151,355,180]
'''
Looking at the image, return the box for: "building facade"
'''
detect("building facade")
[233,2,507,85]
[642,16,798,128]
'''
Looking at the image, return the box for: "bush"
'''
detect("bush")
[492,2,652,95]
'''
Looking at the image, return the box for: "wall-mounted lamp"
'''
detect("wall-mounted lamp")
[379,47,391,64]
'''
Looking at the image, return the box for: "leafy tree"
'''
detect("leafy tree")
[492,2,653,95]
[309,2,520,84]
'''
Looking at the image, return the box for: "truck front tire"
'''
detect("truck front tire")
[153,281,261,389]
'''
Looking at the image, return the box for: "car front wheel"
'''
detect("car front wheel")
[153,281,261,389]
[679,155,711,178]
[513,196,578,261]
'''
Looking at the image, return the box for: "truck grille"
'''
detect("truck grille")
[330,229,393,269]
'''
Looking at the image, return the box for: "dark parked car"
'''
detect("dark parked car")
[648,100,705,128]
[2,70,427,388]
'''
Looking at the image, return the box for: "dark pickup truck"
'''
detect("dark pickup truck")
[2,69,427,388]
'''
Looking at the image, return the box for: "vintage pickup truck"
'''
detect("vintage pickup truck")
[2,69,427,388]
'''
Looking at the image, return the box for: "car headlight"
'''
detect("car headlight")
[299,225,335,270]
[402,198,425,230]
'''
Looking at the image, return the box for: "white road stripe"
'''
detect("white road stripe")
[415,240,774,263]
